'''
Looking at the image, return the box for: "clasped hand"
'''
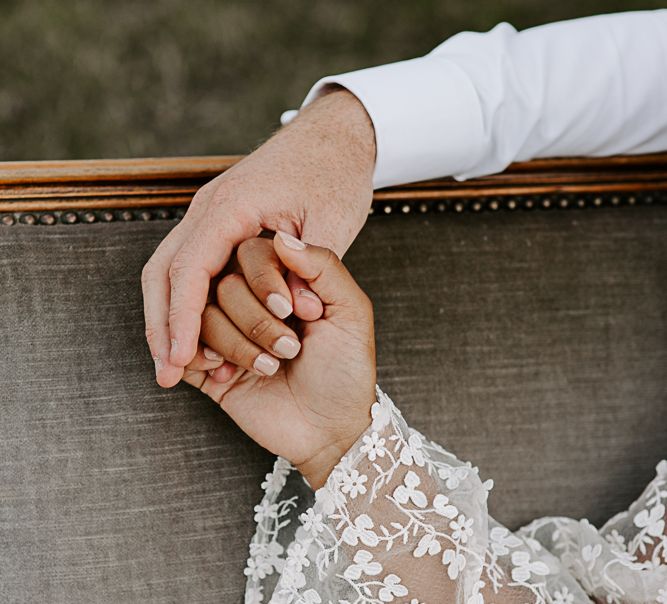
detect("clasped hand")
[181,231,376,489]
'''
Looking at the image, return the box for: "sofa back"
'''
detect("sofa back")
[1,155,665,603]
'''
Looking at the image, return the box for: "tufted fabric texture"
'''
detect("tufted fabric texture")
[0,205,665,602]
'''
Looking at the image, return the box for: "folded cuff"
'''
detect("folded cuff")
[300,56,485,188]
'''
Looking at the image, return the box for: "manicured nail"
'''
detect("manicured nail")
[296,288,320,302]
[153,355,163,375]
[277,230,306,250]
[253,353,280,376]
[273,336,301,359]
[266,293,293,319]
[203,347,223,362]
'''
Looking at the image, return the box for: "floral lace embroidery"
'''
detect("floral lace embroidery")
[244,388,667,604]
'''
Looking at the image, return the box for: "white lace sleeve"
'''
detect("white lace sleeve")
[244,387,667,604]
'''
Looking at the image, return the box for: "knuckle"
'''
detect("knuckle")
[195,182,212,197]
[310,247,341,282]
[248,317,273,342]
[227,339,252,366]
[216,272,243,297]
[361,293,374,316]
[236,238,254,259]
[210,189,232,211]
[323,247,341,269]
[191,181,215,205]
[247,268,270,292]
[144,325,160,346]
[141,260,157,285]
[237,237,269,265]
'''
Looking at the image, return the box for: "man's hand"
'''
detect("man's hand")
[141,88,376,387]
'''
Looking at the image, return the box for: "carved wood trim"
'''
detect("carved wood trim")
[0,153,666,216]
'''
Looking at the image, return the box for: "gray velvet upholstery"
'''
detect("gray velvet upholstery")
[1,206,665,602]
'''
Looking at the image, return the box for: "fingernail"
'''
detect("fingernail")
[253,353,280,376]
[267,293,293,319]
[273,336,301,359]
[296,288,320,302]
[153,355,163,375]
[170,338,178,357]
[208,369,215,376]
[203,347,223,362]
[277,230,306,251]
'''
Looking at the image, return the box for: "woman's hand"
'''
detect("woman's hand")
[182,232,376,489]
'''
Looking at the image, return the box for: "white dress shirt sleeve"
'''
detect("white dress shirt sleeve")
[286,10,667,189]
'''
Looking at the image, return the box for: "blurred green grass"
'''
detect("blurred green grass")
[0,0,663,160]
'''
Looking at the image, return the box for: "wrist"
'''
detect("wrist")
[284,87,376,183]
[223,87,376,257]
[297,419,371,491]
[296,441,350,491]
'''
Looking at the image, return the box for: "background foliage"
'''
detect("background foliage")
[1,0,663,160]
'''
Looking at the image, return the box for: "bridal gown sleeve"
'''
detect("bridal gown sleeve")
[244,388,667,603]
[283,10,667,189]
[252,11,667,602]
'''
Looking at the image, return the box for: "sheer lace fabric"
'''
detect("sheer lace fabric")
[244,388,667,603]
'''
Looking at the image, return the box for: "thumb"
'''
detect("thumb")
[273,231,368,312]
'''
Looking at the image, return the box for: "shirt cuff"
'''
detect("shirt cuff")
[297,56,485,189]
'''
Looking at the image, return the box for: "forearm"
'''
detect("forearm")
[450,10,667,178]
[297,10,667,187]
[283,86,376,174]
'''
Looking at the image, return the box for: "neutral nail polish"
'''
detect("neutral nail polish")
[297,288,320,302]
[267,293,293,319]
[203,347,224,362]
[253,353,280,376]
[273,336,301,359]
[277,230,306,250]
